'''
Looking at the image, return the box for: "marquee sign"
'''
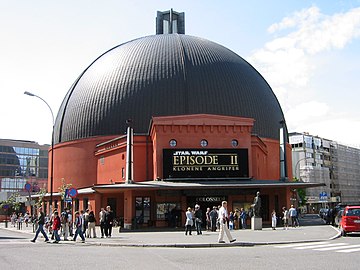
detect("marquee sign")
[163,149,249,179]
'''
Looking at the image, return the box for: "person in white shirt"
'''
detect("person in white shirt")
[217,201,236,243]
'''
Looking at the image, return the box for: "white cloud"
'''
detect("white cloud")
[286,101,329,124]
[248,6,360,146]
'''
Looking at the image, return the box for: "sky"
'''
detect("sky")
[1,0,360,147]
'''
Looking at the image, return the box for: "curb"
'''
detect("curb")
[1,226,341,249]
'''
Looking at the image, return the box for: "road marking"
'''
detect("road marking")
[0,241,32,245]
[294,243,346,250]
[314,244,360,251]
[336,247,360,253]
[275,242,329,248]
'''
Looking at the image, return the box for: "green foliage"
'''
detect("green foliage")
[0,192,22,211]
[292,177,307,206]
[58,178,72,200]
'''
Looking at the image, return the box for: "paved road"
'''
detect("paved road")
[0,229,359,270]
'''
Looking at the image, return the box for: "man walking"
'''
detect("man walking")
[288,205,297,227]
[217,201,236,243]
[30,207,50,243]
[73,211,85,243]
[60,208,69,240]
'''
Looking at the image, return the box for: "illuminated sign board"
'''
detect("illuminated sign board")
[163,149,248,179]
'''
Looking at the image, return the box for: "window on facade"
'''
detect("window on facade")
[135,197,151,224]
[200,139,208,147]
[83,198,89,211]
[169,139,177,147]
[156,202,181,220]
[231,139,238,147]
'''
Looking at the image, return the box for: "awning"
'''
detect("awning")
[92,179,325,193]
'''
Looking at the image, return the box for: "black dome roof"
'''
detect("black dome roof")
[54,34,286,144]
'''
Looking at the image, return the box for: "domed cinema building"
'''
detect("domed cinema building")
[47,10,322,228]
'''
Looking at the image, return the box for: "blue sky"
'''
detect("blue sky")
[1,0,360,147]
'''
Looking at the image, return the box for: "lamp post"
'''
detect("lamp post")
[294,156,312,180]
[24,91,54,215]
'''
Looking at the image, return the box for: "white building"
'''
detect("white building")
[289,132,360,210]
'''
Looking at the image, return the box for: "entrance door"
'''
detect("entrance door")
[187,196,227,222]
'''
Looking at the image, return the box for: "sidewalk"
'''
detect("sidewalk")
[0,219,340,248]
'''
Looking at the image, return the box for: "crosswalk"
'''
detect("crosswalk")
[275,241,360,253]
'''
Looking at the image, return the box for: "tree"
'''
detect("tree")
[58,178,72,200]
[292,177,307,206]
[0,192,22,212]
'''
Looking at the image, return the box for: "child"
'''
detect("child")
[52,211,61,243]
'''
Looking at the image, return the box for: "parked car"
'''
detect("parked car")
[335,210,344,227]
[319,208,329,220]
[339,206,360,236]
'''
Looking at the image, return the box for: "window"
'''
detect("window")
[231,139,238,147]
[200,139,208,147]
[169,139,177,147]
[135,197,151,224]
[156,202,181,220]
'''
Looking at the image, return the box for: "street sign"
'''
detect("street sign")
[68,188,78,198]
[319,191,327,201]
[64,189,72,203]
[24,183,31,191]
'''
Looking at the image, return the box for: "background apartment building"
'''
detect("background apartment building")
[290,132,360,211]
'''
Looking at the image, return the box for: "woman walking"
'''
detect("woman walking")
[184,207,193,236]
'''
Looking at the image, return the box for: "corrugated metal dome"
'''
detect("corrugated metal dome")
[54,34,286,144]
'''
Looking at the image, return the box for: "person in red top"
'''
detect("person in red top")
[52,211,61,243]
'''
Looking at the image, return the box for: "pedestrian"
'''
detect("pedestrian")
[240,208,247,229]
[11,212,17,227]
[52,211,61,243]
[209,206,218,232]
[194,204,202,235]
[60,208,69,240]
[24,212,29,227]
[83,209,89,237]
[30,207,50,243]
[233,209,240,229]
[99,207,106,238]
[229,211,234,230]
[184,207,193,236]
[67,209,73,237]
[50,208,57,240]
[104,205,114,237]
[87,210,97,238]
[217,201,236,243]
[282,206,289,230]
[289,205,297,227]
[73,211,85,243]
[271,209,277,230]
[205,207,211,231]
[17,213,23,230]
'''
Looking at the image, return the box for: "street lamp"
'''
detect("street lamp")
[294,156,312,180]
[24,91,55,215]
